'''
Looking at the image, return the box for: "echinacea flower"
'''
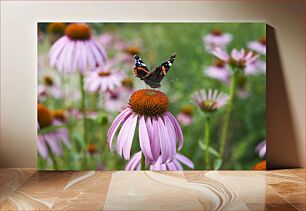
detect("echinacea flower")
[38,75,62,99]
[37,104,70,159]
[247,37,266,55]
[47,22,66,44]
[212,48,258,71]
[176,105,193,126]
[84,65,124,93]
[125,151,194,171]
[203,29,232,52]
[105,88,130,112]
[255,140,266,158]
[245,59,266,75]
[49,23,107,74]
[192,89,229,113]
[107,89,183,165]
[204,59,230,82]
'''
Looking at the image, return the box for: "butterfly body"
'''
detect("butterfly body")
[133,54,176,88]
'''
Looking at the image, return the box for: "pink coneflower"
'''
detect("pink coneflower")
[203,29,232,52]
[255,140,266,158]
[49,23,107,74]
[212,48,259,71]
[107,89,183,165]
[125,151,194,171]
[84,65,124,93]
[245,60,266,75]
[98,32,127,50]
[192,89,229,113]
[37,104,70,159]
[47,22,66,44]
[38,75,62,99]
[204,59,230,82]
[176,105,193,126]
[248,37,266,55]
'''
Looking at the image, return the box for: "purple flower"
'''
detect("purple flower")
[37,104,70,159]
[204,59,231,82]
[107,89,183,165]
[105,88,131,112]
[193,89,229,113]
[247,37,266,55]
[245,60,266,75]
[255,140,266,158]
[212,48,259,70]
[176,106,193,126]
[49,23,107,74]
[203,29,232,52]
[84,65,124,93]
[38,75,62,99]
[125,151,194,171]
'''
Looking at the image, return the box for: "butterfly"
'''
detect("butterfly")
[133,53,176,88]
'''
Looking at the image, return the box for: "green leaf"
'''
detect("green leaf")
[198,140,220,157]
[214,159,222,170]
[73,133,86,150]
[38,125,66,135]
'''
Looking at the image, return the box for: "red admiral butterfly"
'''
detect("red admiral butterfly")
[133,54,176,88]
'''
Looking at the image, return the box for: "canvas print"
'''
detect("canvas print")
[37,22,266,170]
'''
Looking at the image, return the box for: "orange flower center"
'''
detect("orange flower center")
[98,71,111,77]
[65,23,91,40]
[38,104,53,128]
[87,144,98,154]
[129,89,169,116]
[53,109,66,122]
[211,28,223,36]
[214,59,225,68]
[181,106,193,116]
[200,100,217,113]
[259,37,266,45]
[124,46,141,55]
[253,160,266,170]
[47,22,66,34]
[43,76,54,86]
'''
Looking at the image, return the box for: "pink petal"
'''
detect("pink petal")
[157,117,170,164]
[116,114,133,157]
[107,108,131,151]
[166,112,184,150]
[122,114,138,160]
[37,136,48,159]
[139,116,154,162]
[163,115,176,162]
[175,153,194,169]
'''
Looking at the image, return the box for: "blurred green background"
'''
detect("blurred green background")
[38,23,266,170]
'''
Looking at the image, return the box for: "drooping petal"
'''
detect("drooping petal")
[139,116,154,162]
[157,117,170,164]
[147,117,160,162]
[163,115,176,162]
[122,114,138,160]
[44,133,62,156]
[107,108,132,151]
[175,153,194,169]
[125,151,141,171]
[166,112,184,150]
[116,114,134,157]
[37,136,48,159]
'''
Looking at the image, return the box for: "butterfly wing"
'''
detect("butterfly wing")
[144,53,176,88]
[133,55,150,79]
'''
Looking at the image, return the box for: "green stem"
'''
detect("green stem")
[205,116,211,169]
[219,71,238,159]
[79,73,89,166]
[141,153,145,171]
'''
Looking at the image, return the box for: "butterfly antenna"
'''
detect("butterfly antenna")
[171,53,176,59]
[134,55,139,59]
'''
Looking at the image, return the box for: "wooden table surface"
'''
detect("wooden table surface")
[0,169,304,210]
